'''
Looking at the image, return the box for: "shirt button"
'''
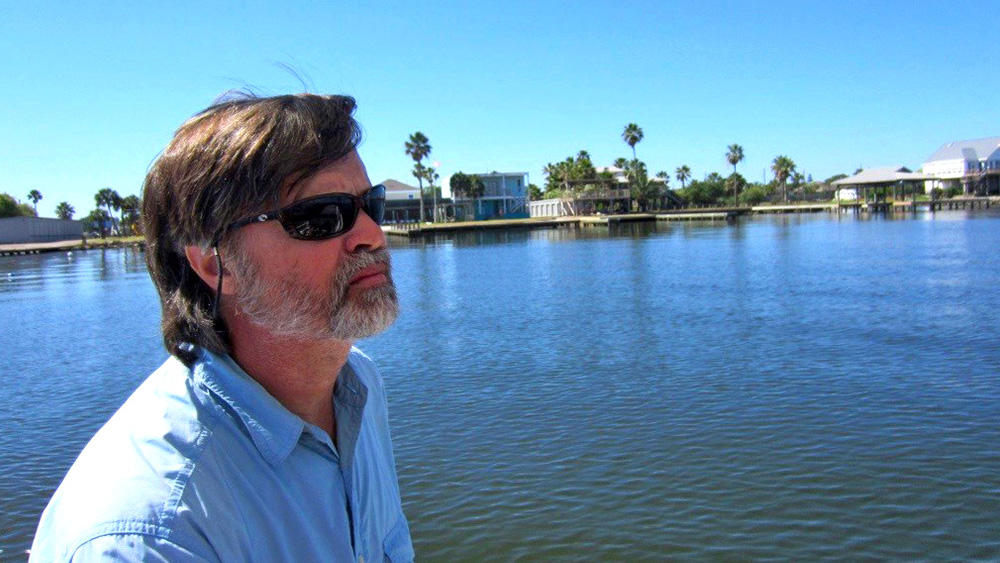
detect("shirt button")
[359,557,364,563]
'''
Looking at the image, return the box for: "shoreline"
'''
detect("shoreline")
[383,197,998,238]
[3,198,996,253]
[0,237,144,256]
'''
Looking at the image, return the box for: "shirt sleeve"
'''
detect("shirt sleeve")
[68,534,217,563]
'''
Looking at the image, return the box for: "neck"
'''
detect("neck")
[224,310,352,438]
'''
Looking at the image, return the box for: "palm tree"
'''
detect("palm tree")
[27,190,42,214]
[726,144,744,175]
[55,201,75,220]
[655,172,670,208]
[675,165,691,189]
[621,123,644,160]
[771,156,796,203]
[404,132,431,222]
[95,188,120,235]
[727,173,746,207]
[120,194,141,234]
[424,167,440,221]
[791,171,805,198]
[85,208,111,238]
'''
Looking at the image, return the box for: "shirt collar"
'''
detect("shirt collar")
[191,347,306,466]
[186,345,370,466]
[333,356,368,409]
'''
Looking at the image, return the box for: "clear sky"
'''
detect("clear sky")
[2,0,997,218]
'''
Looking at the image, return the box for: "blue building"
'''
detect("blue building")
[455,172,529,220]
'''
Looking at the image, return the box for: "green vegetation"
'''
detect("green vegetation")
[527,183,542,201]
[55,202,75,220]
[621,123,644,161]
[932,186,964,199]
[675,166,691,189]
[83,208,111,237]
[542,151,599,198]
[95,187,120,234]
[726,173,746,206]
[404,132,431,222]
[27,190,42,214]
[726,145,744,175]
[0,193,35,218]
[771,156,797,203]
[119,194,140,235]
[450,172,485,210]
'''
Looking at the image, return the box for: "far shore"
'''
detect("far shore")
[0,236,144,256]
[4,196,997,254]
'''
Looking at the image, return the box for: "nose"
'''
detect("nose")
[344,207,386,253]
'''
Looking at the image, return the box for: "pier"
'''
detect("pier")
[383,197,999,238]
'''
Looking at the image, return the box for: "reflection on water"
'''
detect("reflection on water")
[2,210,1000,561]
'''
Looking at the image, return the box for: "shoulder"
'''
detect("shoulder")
[31,356,234,562]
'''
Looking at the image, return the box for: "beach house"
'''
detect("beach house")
[923,136,1000,195]
[454,172,529,220]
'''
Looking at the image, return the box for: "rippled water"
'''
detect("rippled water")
[2,211,999,562]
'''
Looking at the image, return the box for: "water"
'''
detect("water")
[2,211,999,561]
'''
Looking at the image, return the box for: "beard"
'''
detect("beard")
[229,247,399,341]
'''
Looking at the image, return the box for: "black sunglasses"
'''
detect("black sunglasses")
[221,184,386,242]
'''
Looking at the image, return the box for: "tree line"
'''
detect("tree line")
[398,125,861,222]
[536,123,852,209]
[0,188,141,238]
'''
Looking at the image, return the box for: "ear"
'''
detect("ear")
[184,245,236,296]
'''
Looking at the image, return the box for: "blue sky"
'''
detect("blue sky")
[2,1,997,218]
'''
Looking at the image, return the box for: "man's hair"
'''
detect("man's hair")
[141,93,362,364]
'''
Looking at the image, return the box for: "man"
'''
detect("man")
[31,94,414,562]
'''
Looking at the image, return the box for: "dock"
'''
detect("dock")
[382,197,999,238]
[0,238,144,257]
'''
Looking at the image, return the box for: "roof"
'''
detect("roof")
[380,179,418,192]
[925,136,1000,163]
[831,167,935,186]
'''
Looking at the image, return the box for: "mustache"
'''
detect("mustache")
[335,248,392,285]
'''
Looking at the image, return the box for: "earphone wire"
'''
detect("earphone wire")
[212,246,223,320]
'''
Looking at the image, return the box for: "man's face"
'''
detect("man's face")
[226,151,399,340]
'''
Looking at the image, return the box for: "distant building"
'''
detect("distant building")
[378,179,454,223]
[529,165,676,217]
[594,165,667,187]
[382,179,421,201]
[923,136,1000,195]
[0,217,83,244]
[831,167,934,202]
[594,166,630,185]
[454,172,529,220]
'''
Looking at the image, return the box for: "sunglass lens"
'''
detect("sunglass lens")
[365,186,386,225]
[283,199,351,239]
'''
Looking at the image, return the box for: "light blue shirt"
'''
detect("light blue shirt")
[30,346,414,563]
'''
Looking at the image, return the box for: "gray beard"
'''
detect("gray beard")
[230,247,399,341]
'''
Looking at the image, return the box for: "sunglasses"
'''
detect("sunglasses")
[221,184,386,242]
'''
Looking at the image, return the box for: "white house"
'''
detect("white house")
[923,136,1000,195]
[594,166,629,185]
[381,179,422,201]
